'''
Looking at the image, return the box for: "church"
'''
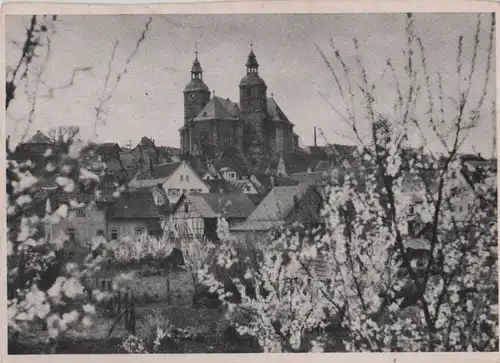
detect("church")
[179,47,299,166]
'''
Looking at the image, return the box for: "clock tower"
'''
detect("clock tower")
[181,52,211,154]
[183,52,210,124]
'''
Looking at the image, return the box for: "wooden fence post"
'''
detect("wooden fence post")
[130,303,136,336]
[117,290,122,314]
[167,273,171,305]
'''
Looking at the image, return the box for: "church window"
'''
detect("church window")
[246,88,251,97]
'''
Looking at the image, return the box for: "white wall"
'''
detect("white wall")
[163,162,209,204]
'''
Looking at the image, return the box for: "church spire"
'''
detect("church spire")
[191,52,203,80]
[246,43,259,74]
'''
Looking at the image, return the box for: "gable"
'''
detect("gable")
[163,162,210,192]
[172,197,204,218]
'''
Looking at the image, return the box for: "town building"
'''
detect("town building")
[230,183,323,241]
[128,160,210,204]
[106,188,170,241]
[171,193,256,241]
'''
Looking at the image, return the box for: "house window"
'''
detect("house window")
[246,88,251,97]
[183,188,187,194]
[184,203,189,213]
[97,229,104,237]
[67,228,76,242]
[111,229,118,240]
[185,175,189,182]
[180,175,184,182]
[135,227,144,236]
[76,207,86,217]
[155,196,164,205]
[168,189,180,197]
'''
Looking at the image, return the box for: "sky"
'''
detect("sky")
[5,13,496,156]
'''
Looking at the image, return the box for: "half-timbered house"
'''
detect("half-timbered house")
[171,193,256,241]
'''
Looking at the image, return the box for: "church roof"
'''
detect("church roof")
[239,73,267,87]
[246,49,259,68]
[184,78,210,92]
[26,130,52,144]
[267,97,294,126]
[193,96,240,122]
[191,55,203,74]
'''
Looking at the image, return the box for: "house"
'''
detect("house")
[220,167,238,181]
[128,160,210,204]
[228,179,259,195]
[9,130,59,171]
[171,193,256,241]
[106,188,171,241]
[204,178,239,194]
[130,185,170,210]
[230,183,323,241]
[119,136,165,177]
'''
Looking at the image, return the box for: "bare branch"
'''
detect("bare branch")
[93,17,153,138]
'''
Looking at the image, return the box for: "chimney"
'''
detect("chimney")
[314,127,317,147]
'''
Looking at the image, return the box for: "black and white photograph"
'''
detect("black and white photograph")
[4,4,498,355]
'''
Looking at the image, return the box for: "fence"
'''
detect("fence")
[83,276,137,336]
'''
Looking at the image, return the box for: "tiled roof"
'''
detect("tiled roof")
[288,172,328,186]
[247,194,266,206]
[134,162,181,181]
[267,98,293,126]
[228,179,257,193]
[182,193,256,219]
[26,130,52,144]
[231,183,313,231]
[108,190,165,219]
[194,96,240,122]
[215,147,251,177]
[204,178,238,194]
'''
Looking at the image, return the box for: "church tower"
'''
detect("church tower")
[239,46,268,114]
[183,52,211,123]
[239,46,269,166]
[181,52,211,154]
